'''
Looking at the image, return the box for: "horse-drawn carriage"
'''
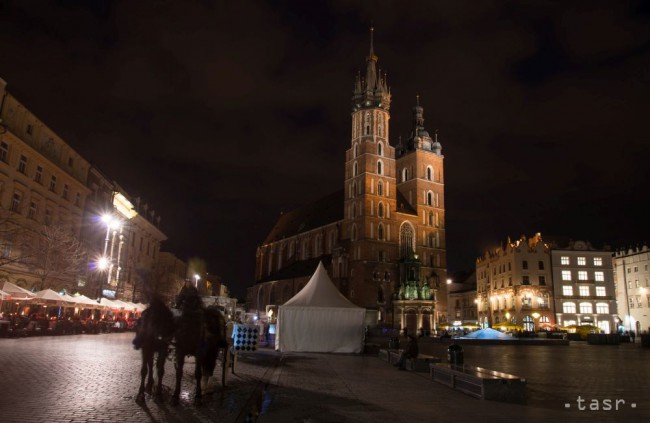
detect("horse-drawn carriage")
[135,292,230,406]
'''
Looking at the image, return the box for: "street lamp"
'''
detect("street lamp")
[194,274,200,288]
[97,213,124,301]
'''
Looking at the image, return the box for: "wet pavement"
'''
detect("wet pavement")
[1,333,648,422]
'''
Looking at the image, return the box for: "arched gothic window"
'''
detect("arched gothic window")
[427,191,433,206]
[378,224,384,240]
[428,212,433,226]
[364,112,371,135]
[402,168,408,182]
[399,222,415,258]
[354,144,358,158]
[377,161,383,175]
[378,202,384,218]
[378,142,383,156]
[378,181,383,196]
[427,166,433,181]
[353,162,358,177]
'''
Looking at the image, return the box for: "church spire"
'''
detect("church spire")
[352,27,391,112]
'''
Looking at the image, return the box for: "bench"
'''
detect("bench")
[405,354,441,372]
[379,349,441,371]
[378,348,402,364]
[430,363,526,403]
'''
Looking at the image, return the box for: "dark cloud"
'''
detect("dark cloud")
[1,1,649,298]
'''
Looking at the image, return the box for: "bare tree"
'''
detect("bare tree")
[24,225,87,292]
[0,209,32,269]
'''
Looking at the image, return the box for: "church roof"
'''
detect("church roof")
[257,256,332,284]
[263,190,344,244]
[396,190,418,215]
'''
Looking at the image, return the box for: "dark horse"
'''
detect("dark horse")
[171,291,227,406]
[135,296,175,404]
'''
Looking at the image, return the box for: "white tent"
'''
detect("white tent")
[276,262,366,353]
[1,281,35,300]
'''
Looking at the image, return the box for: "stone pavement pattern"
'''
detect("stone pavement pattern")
[0,333,277,423]
[259,340,650,423]
[1,333,648,423]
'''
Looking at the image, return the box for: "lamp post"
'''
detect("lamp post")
[97,213,123,301]
[194,274,200,289]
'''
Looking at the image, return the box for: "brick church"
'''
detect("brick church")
[247,30,448,334]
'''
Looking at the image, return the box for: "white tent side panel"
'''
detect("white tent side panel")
[277,306,366,353]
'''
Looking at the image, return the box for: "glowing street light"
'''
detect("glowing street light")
[194,274,200,288]
[97,213,125,301]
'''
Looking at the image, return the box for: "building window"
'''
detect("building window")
[596,286,606,297]
[578,271,588,281]
[353,144,358,158]
[596,303,609,314]
[63,184,69,200]
[0,141,8,162]
[426,166,432,181]
[539,276,546,285]
[378,142,383,156]
[399,223,415,259]
[522,260,528,270]
[35,166,43,183]
[378,224,384,241]
[426,191,433,206]
[353,162,358,177]
[508,277,512,286]
[637,295,642,307]
[10,192,21,213]
[49,175,57,192]
[579,286,590,297]
[562,270,571,281]
[594,257,603,266]
[538,261,544,270]
[402,168,408,182]
[28,201,37,219]
[563,302,576,313]
[577,257,586,266]
[579,303,592,314]
[594,271,604,282]
[561,256,570,265]
[378,181,383,196]
[18,155,27,174]
[563,286,573,296]
[522,276,530,285]
[377,161,383,175]
[629,297,635,308]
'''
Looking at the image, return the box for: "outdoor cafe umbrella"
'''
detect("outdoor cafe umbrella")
[73,295,102,309]
[0,289,10,301]
[0,289,11,309]
[1,281,35,300]
[33,289,67,306]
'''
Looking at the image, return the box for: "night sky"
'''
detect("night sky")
[1,1,649,298]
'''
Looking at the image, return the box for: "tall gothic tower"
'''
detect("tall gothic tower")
[395,97,448,319]
[343,28,398,308]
